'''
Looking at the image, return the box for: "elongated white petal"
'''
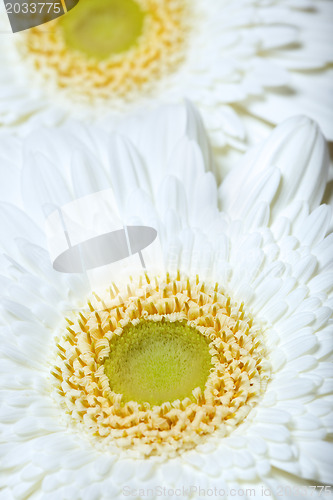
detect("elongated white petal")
[107,134,150,211]
[220,116,329,222]
[22,152,72,224]
[70,149,109,199]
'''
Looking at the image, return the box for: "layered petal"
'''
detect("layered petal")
[219,116,330,223]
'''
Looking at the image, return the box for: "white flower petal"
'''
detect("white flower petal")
[22,152,72,224]
[298,441,333,484]
[0,203,44,253]
[220,116,329,221]
[70,149,110,199]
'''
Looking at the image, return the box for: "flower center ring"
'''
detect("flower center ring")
[52,272,271,457]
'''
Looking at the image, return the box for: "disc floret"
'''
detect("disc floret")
[52,273,270,457]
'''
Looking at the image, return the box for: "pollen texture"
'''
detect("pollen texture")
[52,273,270,457]
[18,0,190,106]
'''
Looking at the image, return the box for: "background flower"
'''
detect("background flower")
[0,0,332,164]
[0,103,332,499]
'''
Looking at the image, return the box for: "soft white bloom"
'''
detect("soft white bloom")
[0,103,332,499]
[0,0,332,155]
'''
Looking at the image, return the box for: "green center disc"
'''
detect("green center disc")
[60,0,145,60]
[104,320,213,406]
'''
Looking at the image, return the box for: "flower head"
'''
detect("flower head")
[0,103,332,498]
[0,0,332,153]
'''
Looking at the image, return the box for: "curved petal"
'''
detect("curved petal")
[219,116,330,222]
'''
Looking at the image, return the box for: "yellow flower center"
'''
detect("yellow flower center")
[52,273,270,457]
[60,0,145,60]
[104,320,213,406]
[18,0,191,105]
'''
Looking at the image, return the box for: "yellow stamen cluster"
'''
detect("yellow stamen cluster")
[18,0,190,105]
[52,273,270,457]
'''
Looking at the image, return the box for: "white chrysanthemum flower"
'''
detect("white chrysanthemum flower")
[0,0,332,153]
[0,103,332,499]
